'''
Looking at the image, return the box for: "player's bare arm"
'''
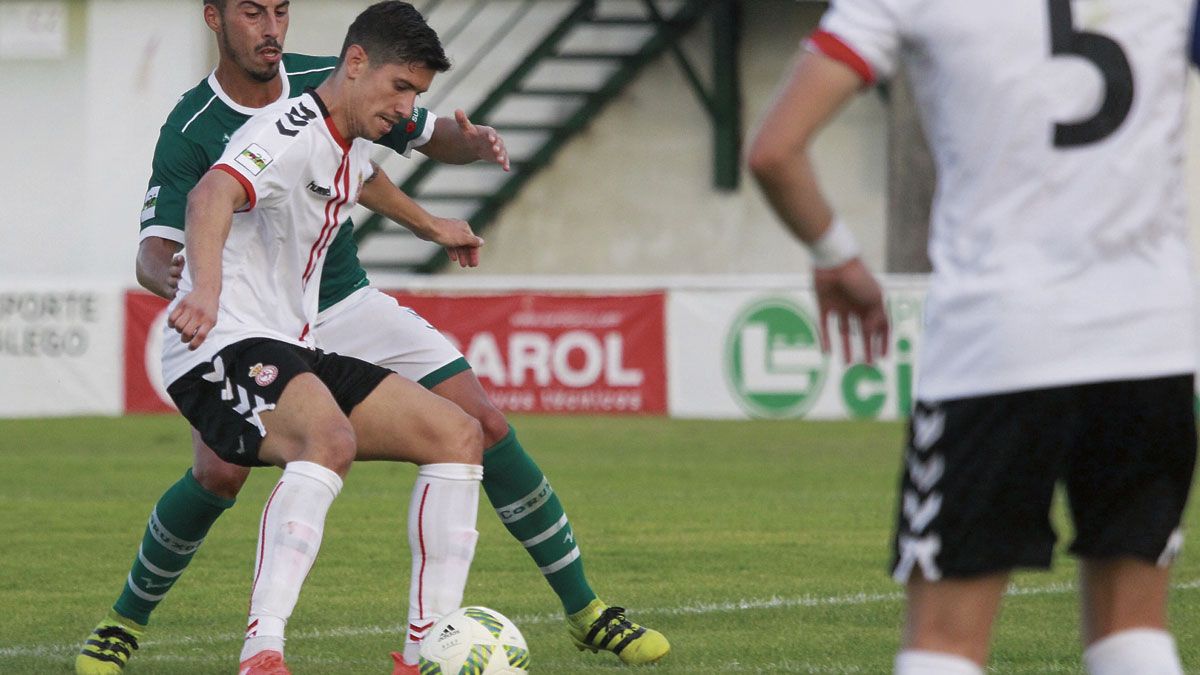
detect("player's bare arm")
[748,50,889,364]
[168,170,246,351]
[136,237,185,300]
[421,109,510,171]
[357,161,484,268]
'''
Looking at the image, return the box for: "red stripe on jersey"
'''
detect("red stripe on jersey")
[324,115,351,152]
[301,154,349,287]
[322,155,353,252]
[314,155,352,274]
[212,164,257,211]
[309,156,348,281]
[298,323,310,341]
[314,153,348,266]
[809,30,876,86]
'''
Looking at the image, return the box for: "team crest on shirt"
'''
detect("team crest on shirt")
[140,186,160,223]
[248,363,279,387]
[235,143,273,175]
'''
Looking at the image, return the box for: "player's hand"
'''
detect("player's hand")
[455,109,509,172]
[164,253,185,300]
[813,258,889,364]
[422,216,484,268]
[168,289,219,351]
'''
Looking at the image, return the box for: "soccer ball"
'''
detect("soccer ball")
[418,606,530,674]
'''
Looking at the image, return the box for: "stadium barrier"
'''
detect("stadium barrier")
[6,276,930,419]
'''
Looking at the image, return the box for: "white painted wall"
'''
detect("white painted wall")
[0,0,1197,286]
[0,1,209,286]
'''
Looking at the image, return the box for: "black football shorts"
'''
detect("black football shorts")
[167,338,390,466]
[890,374,1196,582]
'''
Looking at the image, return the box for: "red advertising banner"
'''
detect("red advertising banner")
[123,290,667,415]
[124,291,174,412]
[389,292,667,414]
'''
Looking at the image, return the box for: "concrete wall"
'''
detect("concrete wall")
[449,1,890,276]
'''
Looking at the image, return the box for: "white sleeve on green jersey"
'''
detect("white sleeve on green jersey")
[376,106,437,157]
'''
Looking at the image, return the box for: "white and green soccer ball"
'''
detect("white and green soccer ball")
[418,606,530,674]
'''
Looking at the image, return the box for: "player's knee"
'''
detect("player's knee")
[445,415,484,465]
[475,404,510,448]
[308,421,357,476]
[192,456,251,499]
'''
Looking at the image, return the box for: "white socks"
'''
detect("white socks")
[240,461,343,662]
[1084,629,1183,675]
[895,650,984,675]
[402,463,483,665]
[894,629,1183,675]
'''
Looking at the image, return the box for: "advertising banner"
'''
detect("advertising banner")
[389,292,667,414]
[124,291,173,413]
[667,282,927,420]
[0,287,122,416]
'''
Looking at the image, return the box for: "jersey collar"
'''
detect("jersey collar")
[305,88,351,153]
[207,59,292,116]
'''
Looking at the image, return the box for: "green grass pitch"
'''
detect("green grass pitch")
[1,415,1197,673]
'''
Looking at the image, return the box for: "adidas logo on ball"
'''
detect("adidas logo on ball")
[419,606,530,674]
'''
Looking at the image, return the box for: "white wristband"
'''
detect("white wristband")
[809,217,861,269]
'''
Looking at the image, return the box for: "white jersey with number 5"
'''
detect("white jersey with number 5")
[814,0,1197,400]
[161,90,375,386]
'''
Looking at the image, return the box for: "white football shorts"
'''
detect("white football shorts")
[312,287,468,387]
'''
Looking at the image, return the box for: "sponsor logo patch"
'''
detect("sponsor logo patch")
[235,143,273,175]
[140,186,161,223]
[248,362,279,387]
[724,297,828,418]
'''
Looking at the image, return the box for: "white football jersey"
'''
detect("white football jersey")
[815,0,1198,400]
[162,90,376,386]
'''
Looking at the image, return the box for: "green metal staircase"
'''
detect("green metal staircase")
[354,0,717,273]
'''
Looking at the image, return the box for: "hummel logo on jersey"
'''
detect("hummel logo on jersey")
[307,181,332,197]
[275,101,318,137]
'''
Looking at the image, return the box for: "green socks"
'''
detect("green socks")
[112,469,235,625]
[482,428,596,614]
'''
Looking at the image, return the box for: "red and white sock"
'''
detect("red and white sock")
[402,463,482,665]
[240,461,343,662]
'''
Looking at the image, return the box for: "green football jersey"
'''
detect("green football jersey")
[139,53,434,311]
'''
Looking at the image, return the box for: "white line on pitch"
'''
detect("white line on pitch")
[3,579,1197,660]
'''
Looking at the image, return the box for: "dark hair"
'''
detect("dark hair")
[202,0,226,10]
[339,1,450,72]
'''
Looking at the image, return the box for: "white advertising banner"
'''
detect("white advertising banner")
[668,279,929,420]
[0,287,122,416]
